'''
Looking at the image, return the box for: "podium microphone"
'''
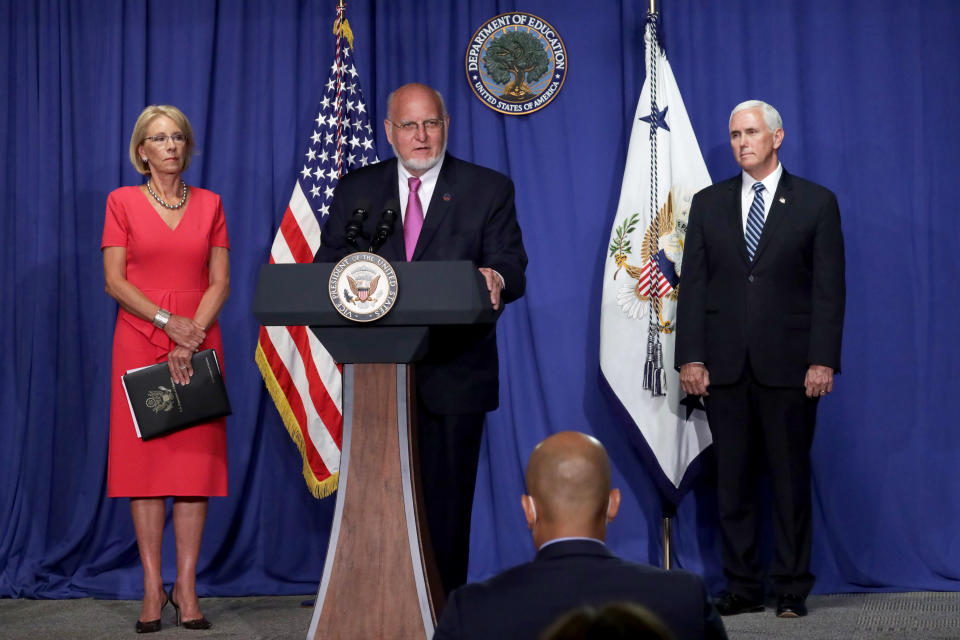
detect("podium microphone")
[345,200,371,250]
[369,200,400,253]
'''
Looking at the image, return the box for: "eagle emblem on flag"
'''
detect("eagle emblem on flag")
[609,190,695,331]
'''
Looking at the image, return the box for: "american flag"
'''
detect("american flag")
[255,9,378,498]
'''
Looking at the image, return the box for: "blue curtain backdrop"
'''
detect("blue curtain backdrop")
[2,0,958,599]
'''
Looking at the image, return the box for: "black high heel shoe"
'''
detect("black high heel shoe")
[135,591,169,633]
[169,587,213,630]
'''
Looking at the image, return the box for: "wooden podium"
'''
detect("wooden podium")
[253,261,496,640]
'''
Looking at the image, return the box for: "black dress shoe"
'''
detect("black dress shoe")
[714,592,765,616]
[776,594,808,618]
[170,587,213,630]
[135,593,169,633]
[135,618,162,634]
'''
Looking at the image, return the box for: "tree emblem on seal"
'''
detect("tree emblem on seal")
[483,30,550,102]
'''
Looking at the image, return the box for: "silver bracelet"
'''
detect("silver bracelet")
[153,307,171,329]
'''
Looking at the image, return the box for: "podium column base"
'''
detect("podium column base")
[307,364,440,640]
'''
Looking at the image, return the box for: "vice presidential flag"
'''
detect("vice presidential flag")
[255,9,378,498]
[599,18,712,503]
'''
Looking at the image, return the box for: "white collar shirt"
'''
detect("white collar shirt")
[740,162,783,232]
[397,155,444,224]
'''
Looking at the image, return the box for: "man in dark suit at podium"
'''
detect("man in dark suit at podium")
[315,83,527,594]
[676,100,845,618]
[433,431,727,640]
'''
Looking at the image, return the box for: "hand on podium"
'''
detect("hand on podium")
[478,267,504,310]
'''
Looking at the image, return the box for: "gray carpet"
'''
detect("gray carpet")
[720,592,960,640]
[0,595,313,640]
[0,592,958,639]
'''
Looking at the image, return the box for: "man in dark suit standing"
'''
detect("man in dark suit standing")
[676,100,845,618]
[433,431,727,640]
[315,83,527,595]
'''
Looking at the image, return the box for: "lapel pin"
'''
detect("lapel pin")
[779,197,786,204]
[442,193,452,202]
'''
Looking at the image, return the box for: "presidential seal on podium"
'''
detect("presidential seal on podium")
[328,252,399,322]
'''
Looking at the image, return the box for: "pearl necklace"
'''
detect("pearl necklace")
[146,179,188,209]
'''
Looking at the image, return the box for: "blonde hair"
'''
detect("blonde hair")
[129,105,195,175]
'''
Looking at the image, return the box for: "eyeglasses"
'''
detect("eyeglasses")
[144,133,187,145]
[387,119,445,134]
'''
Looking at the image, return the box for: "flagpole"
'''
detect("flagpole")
[662,515,672,569]
[644,0,674,570]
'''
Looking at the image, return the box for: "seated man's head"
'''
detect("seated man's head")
[521,431,621,548]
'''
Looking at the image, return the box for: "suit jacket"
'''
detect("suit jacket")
[675,170,845,387]
[315,154,527,413]
[433,539,727,640]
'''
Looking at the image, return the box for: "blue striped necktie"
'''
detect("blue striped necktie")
[745,182,765,260]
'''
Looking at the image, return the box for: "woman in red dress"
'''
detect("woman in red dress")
[102,105,229,633]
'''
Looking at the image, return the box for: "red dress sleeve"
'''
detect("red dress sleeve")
[101,189,129,249]
[209,195,229,249]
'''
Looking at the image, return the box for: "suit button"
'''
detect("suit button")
[747,274,755,283]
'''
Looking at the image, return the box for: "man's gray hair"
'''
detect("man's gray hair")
[385,86,448,120]
[729,100,783,133]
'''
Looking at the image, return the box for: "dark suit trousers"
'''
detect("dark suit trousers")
[416,407,485,596]
[705,361,818,599]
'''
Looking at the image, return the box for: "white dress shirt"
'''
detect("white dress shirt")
[397,156,444,224]
[740,162,783,232]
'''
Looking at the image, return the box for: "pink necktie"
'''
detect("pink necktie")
[404,176,424,261]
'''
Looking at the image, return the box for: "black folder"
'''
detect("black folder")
[121,349,231,440]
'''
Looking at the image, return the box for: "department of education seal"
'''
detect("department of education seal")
[465,12,567,115]
[328,252,399,323]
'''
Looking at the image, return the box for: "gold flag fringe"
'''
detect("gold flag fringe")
[255,342,339,499]
[334,17,354,50]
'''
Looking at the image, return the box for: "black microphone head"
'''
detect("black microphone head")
[346,200,371,248]
[351,199,371,220]
[345,225,361,248]
[378,204,398,234]
[369,201,401,252]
